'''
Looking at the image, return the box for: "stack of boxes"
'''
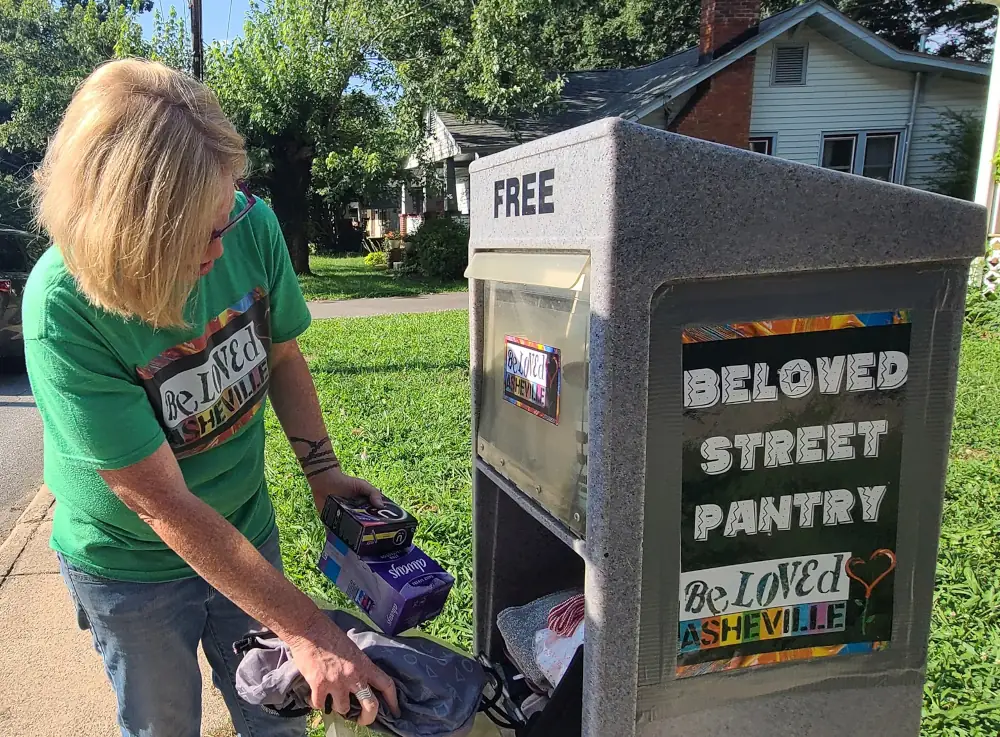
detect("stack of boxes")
[318,495,455,636]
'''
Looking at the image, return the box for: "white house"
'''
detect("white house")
[398,0,988,231]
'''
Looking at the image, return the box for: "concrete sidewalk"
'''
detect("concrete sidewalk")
[308,291,468,319]
[0,487,235,737]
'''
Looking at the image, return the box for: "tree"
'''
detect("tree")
[537,0,700,71]
[313,92,413,207]
[207,0,561,274]
[0,0,139,153]
[60,1,154,21]
[540,0,997,71]
[146,5,193,73]
[378,0,564,129]
[761,0,996,62]
[206,0,380,274]
[0,0,144,231]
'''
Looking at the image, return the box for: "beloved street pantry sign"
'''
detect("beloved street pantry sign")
[678,312,910,678]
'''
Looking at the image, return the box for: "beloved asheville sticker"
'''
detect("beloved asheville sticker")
[677,311,910,678]
[503,335,562,425]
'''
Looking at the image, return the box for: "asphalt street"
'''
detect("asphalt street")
[0,363,44,542]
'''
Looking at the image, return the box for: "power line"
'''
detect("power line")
[227,0,234,40]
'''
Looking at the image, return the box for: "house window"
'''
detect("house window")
[861,134,899,182]
[749,137,774,155]
[821,132,901,182]
[771,45,807,85]
[822,136,857,173]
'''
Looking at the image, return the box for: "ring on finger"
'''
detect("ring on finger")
[355,685,375,702]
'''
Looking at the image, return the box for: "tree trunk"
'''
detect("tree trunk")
[269,148,314,276]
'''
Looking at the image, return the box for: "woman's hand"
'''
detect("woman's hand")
[310,467,384,516]
[287,610,400,726]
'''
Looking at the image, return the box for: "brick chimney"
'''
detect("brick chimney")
[699,0,762,59]
[672,0,762,149]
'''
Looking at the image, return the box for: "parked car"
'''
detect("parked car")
[0,231,41,360]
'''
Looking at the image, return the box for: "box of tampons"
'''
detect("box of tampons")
[318,532,454,636]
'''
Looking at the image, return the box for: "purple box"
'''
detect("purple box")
[318,532,454,636]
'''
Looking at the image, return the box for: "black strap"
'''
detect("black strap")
[233,630,312,719]
[232,629,276,656]
[476,653,527,731]
[260,703,314,719]
[477,664,517,729]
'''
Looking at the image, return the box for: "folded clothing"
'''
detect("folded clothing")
[546,594,584,637]
[234,609,487,737]
[496,589,581,692]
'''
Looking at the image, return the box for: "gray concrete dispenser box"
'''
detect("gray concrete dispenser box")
[464,118,985,737]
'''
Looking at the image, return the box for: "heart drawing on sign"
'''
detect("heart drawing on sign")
[845,548,897,600]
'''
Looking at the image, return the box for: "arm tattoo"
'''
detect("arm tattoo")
[289,436,341,479]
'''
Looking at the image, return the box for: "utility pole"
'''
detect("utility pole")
[189,0,204,80]
[974,1,1000,293]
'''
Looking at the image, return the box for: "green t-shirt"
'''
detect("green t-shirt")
[22,194,312,582]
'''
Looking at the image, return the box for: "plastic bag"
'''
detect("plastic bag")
[532,623,584,690]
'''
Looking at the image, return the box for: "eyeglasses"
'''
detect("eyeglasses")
[211,181,257,241]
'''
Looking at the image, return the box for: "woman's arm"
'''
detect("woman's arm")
[267,338,384,512]
[98,443,398,725]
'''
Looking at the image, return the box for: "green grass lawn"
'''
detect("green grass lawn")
[265,310,474,650]
[267,301,1000,737]
[297,255,467,302]
[923,296,1000,736]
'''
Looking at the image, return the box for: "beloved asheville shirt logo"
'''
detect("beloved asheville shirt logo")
[137,287,272,458]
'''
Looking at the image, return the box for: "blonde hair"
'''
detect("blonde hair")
[34,58,247,328]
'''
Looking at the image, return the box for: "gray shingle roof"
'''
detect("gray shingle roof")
[438,45,702,155]
[435,2,820,155]
[435,0,987,159]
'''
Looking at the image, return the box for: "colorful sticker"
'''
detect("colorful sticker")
[675,641,889,678]
[137,287,271,459]
[678,311,909,677]
[503,336,562,425]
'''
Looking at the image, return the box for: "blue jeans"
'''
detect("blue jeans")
[58,530,306,737]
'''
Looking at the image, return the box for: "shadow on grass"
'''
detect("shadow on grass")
[299,256,465,302]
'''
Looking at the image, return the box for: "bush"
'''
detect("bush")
[928,109,982,201]
[364,251,388,269]
[405,217,469,280]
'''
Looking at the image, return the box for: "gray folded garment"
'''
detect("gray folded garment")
[234,610,487,737]
[496,589,582,692]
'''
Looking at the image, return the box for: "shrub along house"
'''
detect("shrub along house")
[395,0,988,232]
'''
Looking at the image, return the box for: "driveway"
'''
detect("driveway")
[0,365,43,542]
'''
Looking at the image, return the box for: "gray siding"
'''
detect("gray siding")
[906,75,985,190]
[404,112,461,169]
[638,108,668,130]
[749,26,985,192]
[750,27,914,170]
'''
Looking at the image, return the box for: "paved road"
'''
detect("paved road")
[0,366,44,542]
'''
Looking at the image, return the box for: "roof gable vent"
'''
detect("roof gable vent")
[772,44,807,85]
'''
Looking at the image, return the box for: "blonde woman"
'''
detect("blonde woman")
[24,59,398,736]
